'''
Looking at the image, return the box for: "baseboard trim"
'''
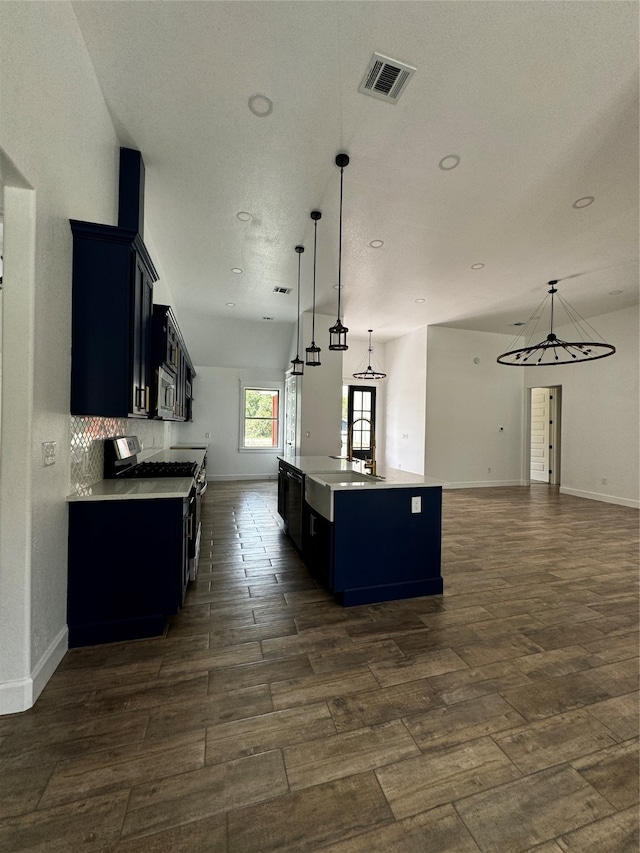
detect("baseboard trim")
[207,474,277,482]
[559,487,639,509]
[443,480,526,490]
[0,625,68,715]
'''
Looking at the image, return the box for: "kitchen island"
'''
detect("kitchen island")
[278,456,443,606]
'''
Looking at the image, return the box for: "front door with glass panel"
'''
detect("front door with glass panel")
[347,386,376,460]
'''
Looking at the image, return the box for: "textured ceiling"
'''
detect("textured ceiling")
[72,0,639,342]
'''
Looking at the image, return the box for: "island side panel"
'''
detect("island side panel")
[333,486,443,606]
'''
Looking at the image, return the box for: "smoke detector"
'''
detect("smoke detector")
[358,53,416,103]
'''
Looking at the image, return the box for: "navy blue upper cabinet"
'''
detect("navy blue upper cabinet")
[70,221,158,417]
[151,304,196,421]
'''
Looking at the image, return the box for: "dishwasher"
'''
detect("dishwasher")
[286,468,304,552]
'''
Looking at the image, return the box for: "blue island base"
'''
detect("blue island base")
[340,576,444,607]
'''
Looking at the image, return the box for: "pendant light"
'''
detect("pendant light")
[291,245,305,375]
[329,153,349,350]
[497,279,616,366]
[353,329,387,380]
[305,210,322,366]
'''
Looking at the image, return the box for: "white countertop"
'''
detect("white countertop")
[279,455,443,487]
[68,447,206,502]
[278,455,365,474]
[68,477,195,502]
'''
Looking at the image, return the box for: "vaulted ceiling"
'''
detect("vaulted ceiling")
[73,1,639,342]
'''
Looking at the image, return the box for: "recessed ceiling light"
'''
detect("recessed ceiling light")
[572,196,595,209]
[237,211,253,222]
[370,240,384,248]
[438,154,460,171]
[471,263,485,270]
[248,93,273,117]
[609,289,623,295]
[415,298,425,303]
[226,302,236,307]
[231,268,243,275]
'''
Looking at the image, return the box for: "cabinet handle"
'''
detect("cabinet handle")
[187,516,193,539]
[310,515,316,537]
[145,386,150,412]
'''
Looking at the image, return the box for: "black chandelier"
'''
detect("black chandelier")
[290,245,305,375]
[497,280,616,366]
[329,153,349,351]
[353,330,387,380]
[305,210,322,366]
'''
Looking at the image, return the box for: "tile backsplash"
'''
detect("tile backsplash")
[70,416,169,492]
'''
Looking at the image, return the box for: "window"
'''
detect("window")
[241,386,281,450]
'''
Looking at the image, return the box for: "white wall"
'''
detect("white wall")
[425,326,525,487]
[342,338,387,466]
[383,328,427,474]
[523,305,639,507]
[178,313,292,371]
[0,2,120,712]
[174,313,292,478]
[175,366,284,479]
[295,313,343,456]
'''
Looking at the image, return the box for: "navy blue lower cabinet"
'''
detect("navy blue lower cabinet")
[303,486,443,607]
[67,498,189,646]
[302,503,334,590]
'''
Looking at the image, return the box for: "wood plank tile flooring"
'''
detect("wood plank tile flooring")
[1,482,638,852]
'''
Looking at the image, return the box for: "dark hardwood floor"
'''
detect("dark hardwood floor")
[0,481,638,852]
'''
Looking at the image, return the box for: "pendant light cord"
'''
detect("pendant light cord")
[311,217,318,343]
[296,248,302,355]
[337,164,344,320]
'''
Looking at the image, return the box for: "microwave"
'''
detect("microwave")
[156,366,176,419]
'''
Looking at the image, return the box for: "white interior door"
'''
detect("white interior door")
[530,387,550,482]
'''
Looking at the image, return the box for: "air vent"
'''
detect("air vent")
[273,286,292,294]
[358,53,416,103]
[262,316,274,321]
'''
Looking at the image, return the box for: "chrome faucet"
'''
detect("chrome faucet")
[348,417,377,476]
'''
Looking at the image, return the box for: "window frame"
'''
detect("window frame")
[239,382,284,452]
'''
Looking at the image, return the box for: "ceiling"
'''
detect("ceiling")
[72,1,639,343]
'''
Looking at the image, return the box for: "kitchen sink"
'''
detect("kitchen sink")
[305,470,384,521]
[313,471,375,484]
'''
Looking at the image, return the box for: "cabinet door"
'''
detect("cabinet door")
[131,255,153,416]
[302,505,334,589]
[70,220,158,418]
[68,498,188,647]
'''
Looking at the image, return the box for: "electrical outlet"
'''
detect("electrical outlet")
[411,496,421,513]
[42,441,56,467]
[488,466,491,473]
[205,432,210,439]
